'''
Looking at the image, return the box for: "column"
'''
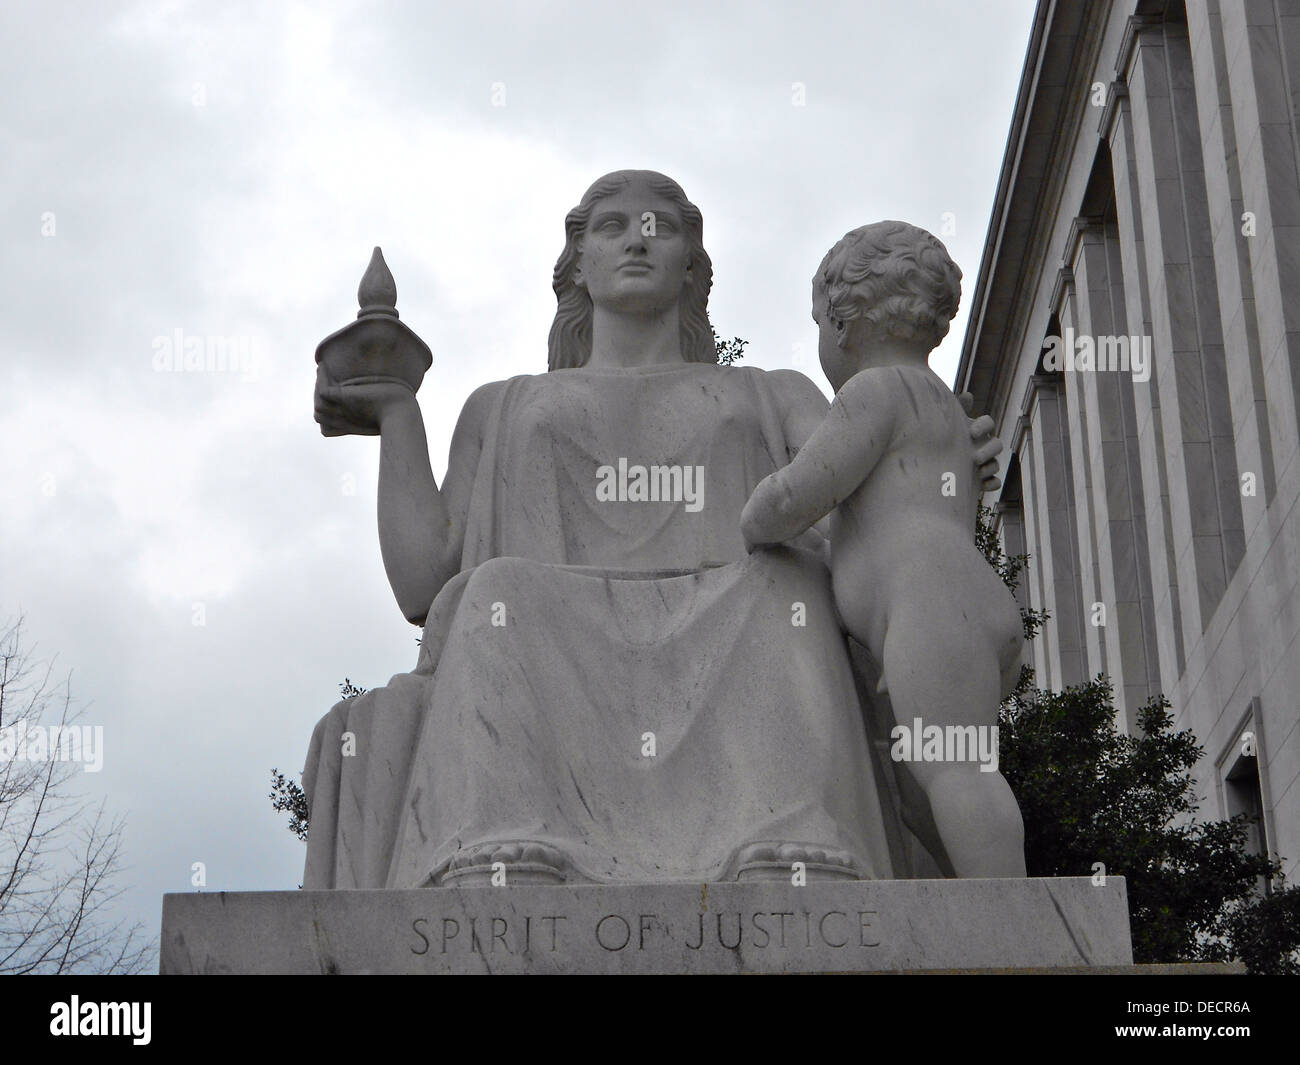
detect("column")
[1217,0,1300,484]
[1120,14,1245,653]
[1054,264,1108,680]
[1068,213,1164,728]
[1185,0,1277,529]
[1020,374,1088,689]
[1103,75,1188,694]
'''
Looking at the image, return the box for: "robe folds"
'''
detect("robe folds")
[302,363,896,887]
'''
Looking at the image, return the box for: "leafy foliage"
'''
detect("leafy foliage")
[1226,884,1300,975]
[999,679,1280,963]
[711,325,749,366]
[268,770,309,844]
[976,505,1300,971]
[270,679,367,843]
[974,503,1049,698]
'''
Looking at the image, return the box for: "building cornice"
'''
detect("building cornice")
[954,0,1053,395]
[1050,265,1076,316]
[956,0,1111,430]
[1098,80,1129,139]
[1116,14,1163,82]
[1064,214,1106,268]
[1018,372,1064,425]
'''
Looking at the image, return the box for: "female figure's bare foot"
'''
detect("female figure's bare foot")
[436,841,569,887]
[729,842,861,882]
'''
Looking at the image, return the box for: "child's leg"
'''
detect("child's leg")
[998,641,1025,703]
[878,605,1027,877]
[995,598,1026,702]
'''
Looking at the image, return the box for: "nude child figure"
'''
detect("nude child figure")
[741,220,1027,877]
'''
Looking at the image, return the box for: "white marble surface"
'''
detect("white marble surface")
[161,877,1132,974]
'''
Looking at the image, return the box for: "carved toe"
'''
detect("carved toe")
[731,841,861,882]
[436,840,568,887]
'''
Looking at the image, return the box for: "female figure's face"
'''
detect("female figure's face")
[574,177,694,315]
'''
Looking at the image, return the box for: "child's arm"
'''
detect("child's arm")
[772,369,834,543]
[741,370,897,548]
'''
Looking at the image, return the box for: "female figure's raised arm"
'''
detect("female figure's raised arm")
[315,372,501,625]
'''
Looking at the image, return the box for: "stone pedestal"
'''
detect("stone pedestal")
[161,877,1131,974]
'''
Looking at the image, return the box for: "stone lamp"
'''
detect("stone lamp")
[314,247,432,392]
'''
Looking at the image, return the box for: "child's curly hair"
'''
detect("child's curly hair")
[813,221,961,350]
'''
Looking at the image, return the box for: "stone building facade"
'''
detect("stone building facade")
[958,0,1300,879]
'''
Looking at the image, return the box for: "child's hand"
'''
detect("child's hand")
[740,494,770,553]
[741,472,792,551]
[958,391,1003,493]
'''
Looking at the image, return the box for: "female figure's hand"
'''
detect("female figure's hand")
[314,364,418,437]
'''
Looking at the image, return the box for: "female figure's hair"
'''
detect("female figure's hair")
[813,221,961,350]
[548,170,716,370]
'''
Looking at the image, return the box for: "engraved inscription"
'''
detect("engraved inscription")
[408,909,882,955]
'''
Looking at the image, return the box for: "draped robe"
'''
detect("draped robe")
[302,362,897,887]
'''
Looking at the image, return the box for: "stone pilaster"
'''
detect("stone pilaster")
[1066,214,1163,729]
[1053,262,1108,681]
[1185,0,1277,531]
[1103,77,1187,694]
[1216,0,1300,484]
[1019,373,1087,689]
[1119,14,1245,655]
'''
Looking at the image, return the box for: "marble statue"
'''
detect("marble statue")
[741,221,1026,877]
[305,171,1009,889]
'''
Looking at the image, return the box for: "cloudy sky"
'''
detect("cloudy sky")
[1,0,1035,968]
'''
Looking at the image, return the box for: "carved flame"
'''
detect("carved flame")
[358,247,397,310]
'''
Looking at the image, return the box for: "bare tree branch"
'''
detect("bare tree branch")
[0,616,155,974]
